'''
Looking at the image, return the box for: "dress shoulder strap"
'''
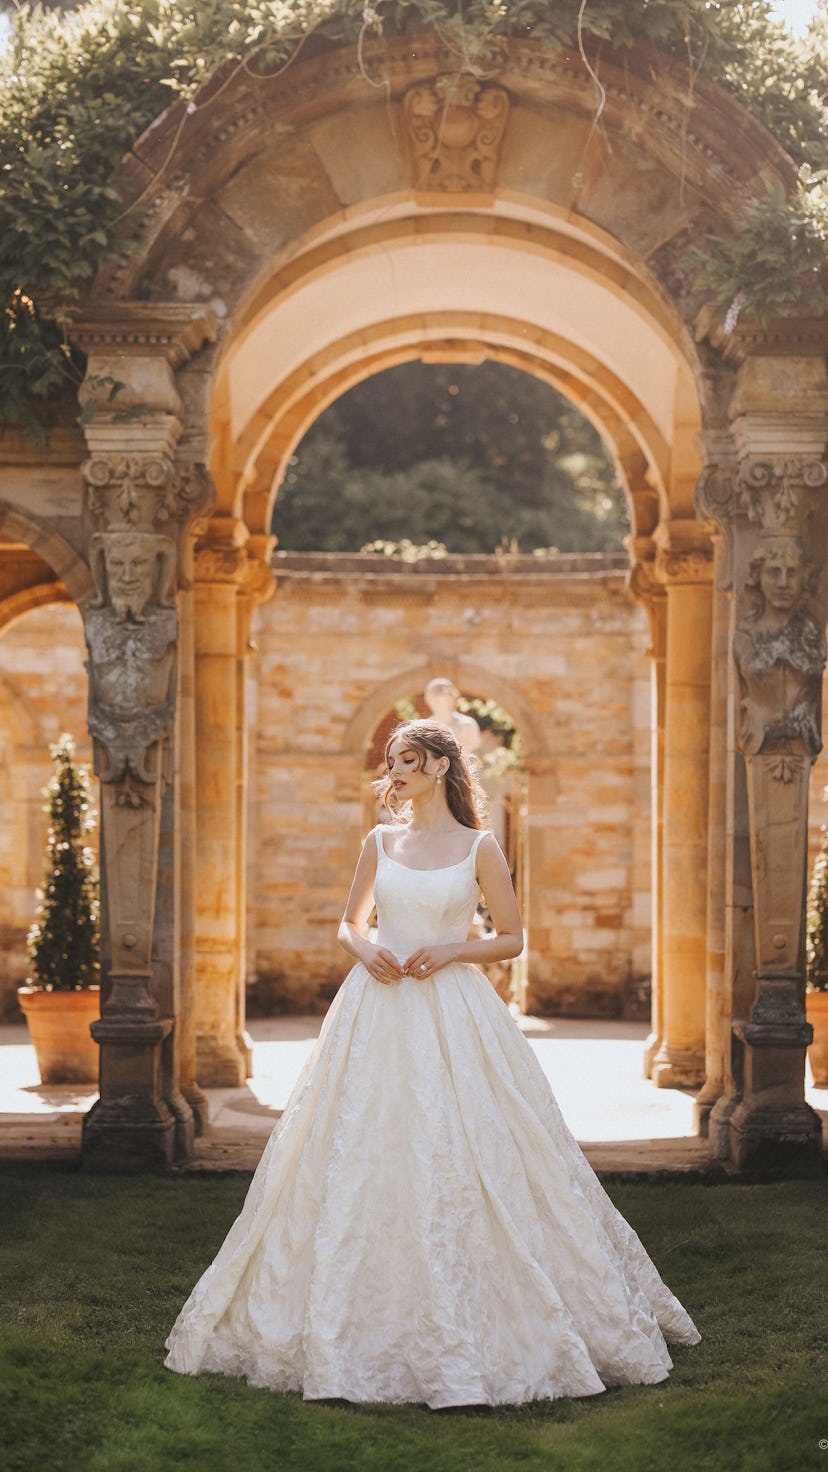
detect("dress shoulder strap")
[372,825,386,862]
[469,829,491,864]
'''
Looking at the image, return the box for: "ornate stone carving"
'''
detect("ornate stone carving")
[734,528,826,763]
[80,454,207,785]
[652,519,714,587]
[85,606,177,784]
[695,463,739,526]
[89,530,176,618]
[402,75,509,192]
[737,457,828,531]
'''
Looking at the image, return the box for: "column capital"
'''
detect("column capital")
[194,517,250,585]
[652,519,714,586]
[74,303,218,460]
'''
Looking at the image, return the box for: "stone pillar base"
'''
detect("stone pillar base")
[693,1079,724,1136]
[642,1030,661,1078]
[708,1091,741,1159]
[165,1087,196,1161]
[727,1019,823,1172]
[650,1044,705,1089]
[728,1100,822,1172]
[238,1028,254,1078]
[82,1016,175,1169]
[196,1034,247,1087]
[182,1081,210,1136]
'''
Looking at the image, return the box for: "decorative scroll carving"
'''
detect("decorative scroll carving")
[737,457,828,531]
[402,75,509,192]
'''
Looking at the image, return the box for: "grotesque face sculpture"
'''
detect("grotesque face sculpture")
[750,536,807,619]
[103,534,159,621]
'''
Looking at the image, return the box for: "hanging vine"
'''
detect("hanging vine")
[1,1,826,438]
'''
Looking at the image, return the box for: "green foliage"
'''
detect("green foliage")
[361,538,448,559]
[26,733,100,993]
[0,1168,826,1471]
[806,821,828,992]
[0,1,826,434]
[273,361,630,553]
[459,694,517,746]
[686,174,828,327]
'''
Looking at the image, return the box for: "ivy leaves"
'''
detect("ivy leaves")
[0,0,826,439]
[686,174,828,326]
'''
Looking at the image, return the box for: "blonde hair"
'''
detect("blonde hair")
[379,719,486,829]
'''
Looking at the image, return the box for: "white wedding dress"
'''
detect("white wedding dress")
[165,827,700,1406]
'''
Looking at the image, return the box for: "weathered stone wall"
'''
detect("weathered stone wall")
[0,603,93,1017]
[247,552,653,1017]
[8,574,828,1026]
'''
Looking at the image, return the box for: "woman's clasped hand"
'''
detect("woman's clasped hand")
[363,942,458,983]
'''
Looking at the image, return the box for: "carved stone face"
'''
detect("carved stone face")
[755,537,806,615]
[104,536,158,621]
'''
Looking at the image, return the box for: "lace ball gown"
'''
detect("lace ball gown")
[165,827,700,1407]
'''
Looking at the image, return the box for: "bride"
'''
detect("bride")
[165,719,700,1407]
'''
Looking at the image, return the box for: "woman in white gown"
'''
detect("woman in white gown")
[165,720,700,1407]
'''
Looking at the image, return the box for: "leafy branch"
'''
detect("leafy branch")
[1,1,826,438]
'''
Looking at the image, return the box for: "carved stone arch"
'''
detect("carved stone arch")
[0,500,95,617]
[0,667,47,751]
[108,33,794,312]
[0,583,73,634]
[340,659,550,761]
[234,314,669,541]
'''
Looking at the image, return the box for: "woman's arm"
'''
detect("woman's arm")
[403,833,524,979]
[338,832,404,985]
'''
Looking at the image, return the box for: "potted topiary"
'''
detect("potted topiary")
[17,734,101,1085]
[804,821,828,1088]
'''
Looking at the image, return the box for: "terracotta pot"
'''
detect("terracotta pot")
[806,990,828,1089]
[17,986,100,1085]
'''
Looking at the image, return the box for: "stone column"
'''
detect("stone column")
[694,529,730,1131]
[192,523,274,1086]
[697,339,828,1170]
[726,455,826,1169]
[193,521,248,1086]
[650,520,714,1089]
[70,304,216,1168]
[522,754,557,1014]
[172,578,208,1133]
[628,550,666,1076]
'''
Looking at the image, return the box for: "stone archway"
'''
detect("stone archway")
[3,29,825,1169]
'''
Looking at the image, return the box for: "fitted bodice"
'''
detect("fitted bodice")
[373,825,487,961]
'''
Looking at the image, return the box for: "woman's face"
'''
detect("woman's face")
[386,737,441,802]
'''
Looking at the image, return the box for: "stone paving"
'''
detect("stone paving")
[2,1014,825,1176]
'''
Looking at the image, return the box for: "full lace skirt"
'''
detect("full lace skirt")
[165,964,700,1407]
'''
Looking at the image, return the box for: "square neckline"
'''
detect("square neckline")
[377,826,486,874]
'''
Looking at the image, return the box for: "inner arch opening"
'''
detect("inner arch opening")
[272,361,631,556]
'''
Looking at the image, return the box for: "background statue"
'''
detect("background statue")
[423,678,482,754]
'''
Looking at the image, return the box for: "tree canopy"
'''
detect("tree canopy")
[272,361,630,554]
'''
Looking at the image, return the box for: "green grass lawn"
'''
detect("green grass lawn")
[0,1166,825,1472]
